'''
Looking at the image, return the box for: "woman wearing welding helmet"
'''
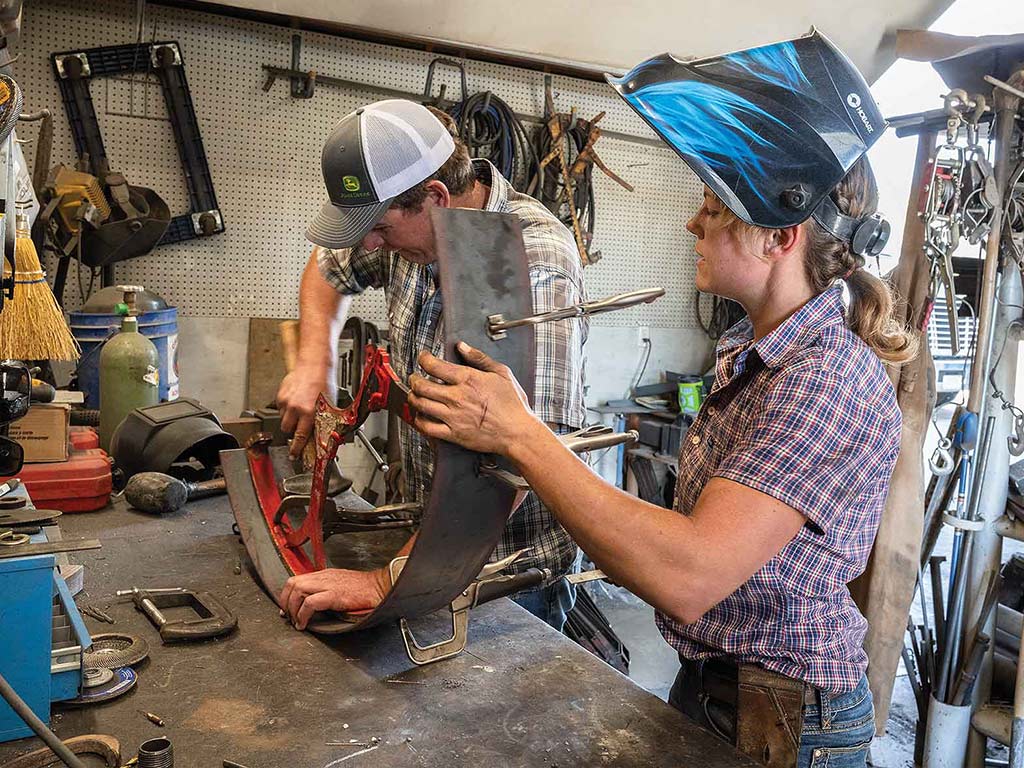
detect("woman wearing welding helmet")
[408,30,915,768]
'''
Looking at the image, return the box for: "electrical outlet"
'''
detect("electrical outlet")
[637,325,650,346]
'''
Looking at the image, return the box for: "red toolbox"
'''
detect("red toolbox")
[3,428,112,512]
[69,426,100,452]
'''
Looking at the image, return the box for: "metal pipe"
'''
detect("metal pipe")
[924,693,973,767]
[967,264,1023,767]
[954,635,991,706]
[919,564,935,679]
[355,427,389,474]
[487,288,665,336]
[985,75,1024,101]
[137,738,173,768]
[1011,616,1024,768]
[951,418,995,671]
[940,417,994,700]
[931,555,948,658]
[940,530,975,700]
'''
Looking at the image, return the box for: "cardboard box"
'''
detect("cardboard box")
[8,403,71,463]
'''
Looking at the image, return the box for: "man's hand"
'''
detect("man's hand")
[408,341,542,456]
[276,365,337,458]
[278,567,390,630]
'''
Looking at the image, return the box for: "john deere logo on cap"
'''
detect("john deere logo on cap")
[343,175,361,192]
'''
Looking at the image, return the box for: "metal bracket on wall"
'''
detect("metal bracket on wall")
[50,41,225,244]
[260,48,666,150]
[287,34,315,99]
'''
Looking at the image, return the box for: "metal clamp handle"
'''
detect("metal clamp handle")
[488,288,665,339]
[354,428,389,473]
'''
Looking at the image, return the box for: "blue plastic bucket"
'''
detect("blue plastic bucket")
[70,307,179,408]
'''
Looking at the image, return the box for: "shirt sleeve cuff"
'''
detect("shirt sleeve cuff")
[316,247,367,295]
[712,467,833,534]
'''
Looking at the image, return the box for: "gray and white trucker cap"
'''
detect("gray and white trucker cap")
[306,99,456,249]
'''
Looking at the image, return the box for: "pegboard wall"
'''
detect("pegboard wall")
[16,0,703,328]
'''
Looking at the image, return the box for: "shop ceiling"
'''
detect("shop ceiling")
[164,0,954,83]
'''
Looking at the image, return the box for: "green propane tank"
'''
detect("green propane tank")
[99,285,160,452]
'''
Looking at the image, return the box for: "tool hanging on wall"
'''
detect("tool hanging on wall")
[32,161,167,305]
[428,57,541,194]
[51,41,224,244]
[532,78,633,266]
[920,89,996,355]
[39,41,225,301]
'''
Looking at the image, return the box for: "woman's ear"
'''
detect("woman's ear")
[763,224,803,263]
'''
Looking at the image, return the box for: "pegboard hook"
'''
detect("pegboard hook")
[423,58,468,109]
[288,33,316,99]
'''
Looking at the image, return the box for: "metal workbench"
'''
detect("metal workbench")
[0,495,755,767]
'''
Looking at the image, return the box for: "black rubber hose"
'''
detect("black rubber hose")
[0,670,88,768]
[449,91,539,193]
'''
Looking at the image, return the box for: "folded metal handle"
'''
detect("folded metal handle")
[474,567,550,606]
[561,425,639,454]
[488,288,665,339]
[478,429,638,490]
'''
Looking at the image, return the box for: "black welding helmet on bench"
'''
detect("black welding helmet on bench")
[607,29,890,256]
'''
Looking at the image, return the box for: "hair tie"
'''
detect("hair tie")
[843,266,857,280]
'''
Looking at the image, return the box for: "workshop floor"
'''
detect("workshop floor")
[592,521,1024,768]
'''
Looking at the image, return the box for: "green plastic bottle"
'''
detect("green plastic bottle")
[99,286,160,452]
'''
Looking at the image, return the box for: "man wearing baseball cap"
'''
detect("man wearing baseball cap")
[276,99,587,631]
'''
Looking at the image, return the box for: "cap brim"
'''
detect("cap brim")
[306,198,392,249]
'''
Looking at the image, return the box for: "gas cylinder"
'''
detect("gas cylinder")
[99,286,160,451]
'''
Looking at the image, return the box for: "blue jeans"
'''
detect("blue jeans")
[670,662,874,767]
[798,674,875,767]
[512,578,576,632]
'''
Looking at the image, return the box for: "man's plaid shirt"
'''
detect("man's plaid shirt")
[659,287,902,693]
[317,159,587,578]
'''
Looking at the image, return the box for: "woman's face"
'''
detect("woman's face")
[686,188,766,300]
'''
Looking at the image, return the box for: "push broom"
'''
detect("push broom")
[0,207,79,361]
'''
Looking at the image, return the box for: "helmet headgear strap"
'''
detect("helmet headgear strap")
[810,193,890,257]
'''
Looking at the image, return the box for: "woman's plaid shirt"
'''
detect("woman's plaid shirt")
[658,287,902,693]
[317,160,587,578]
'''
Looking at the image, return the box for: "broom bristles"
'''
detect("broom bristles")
[0,234,80,361]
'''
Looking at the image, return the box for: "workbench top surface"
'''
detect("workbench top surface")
[1,495,754,768]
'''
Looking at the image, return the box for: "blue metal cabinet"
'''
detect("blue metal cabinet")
[0,554,57,741]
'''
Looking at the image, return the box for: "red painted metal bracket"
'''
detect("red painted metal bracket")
[245,344,414,573]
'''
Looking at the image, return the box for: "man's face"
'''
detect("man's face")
[359,191,444,265]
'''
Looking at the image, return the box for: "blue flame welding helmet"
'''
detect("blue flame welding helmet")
[607,30,890,256]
